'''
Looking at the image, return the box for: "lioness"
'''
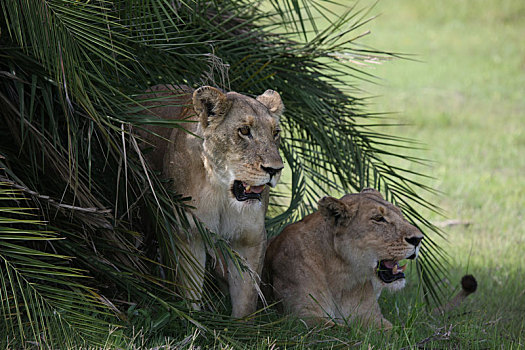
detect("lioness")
[140,84,284,318]
[264,188,423,329]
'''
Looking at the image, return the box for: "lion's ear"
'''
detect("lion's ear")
[193,86,232,128]
[318,196,356,226]
[256,89,284,120]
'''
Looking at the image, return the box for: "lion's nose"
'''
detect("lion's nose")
[261,165,283,177]
[405,236,423,247]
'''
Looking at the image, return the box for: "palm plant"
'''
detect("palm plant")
[0,0,446,347]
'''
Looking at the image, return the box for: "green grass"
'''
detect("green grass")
[357,0,525,347]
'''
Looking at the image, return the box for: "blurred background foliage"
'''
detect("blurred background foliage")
[0,0,446,347]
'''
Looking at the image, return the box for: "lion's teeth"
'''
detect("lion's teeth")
[246,185,251,192]
[393,264,398,274]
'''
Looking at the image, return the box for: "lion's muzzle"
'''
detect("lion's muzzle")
[262,164,283,188]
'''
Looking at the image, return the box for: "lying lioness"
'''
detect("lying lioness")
[264,188,423,329]
[140,84,284,318]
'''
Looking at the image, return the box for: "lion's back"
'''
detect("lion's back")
[136,84,197,172]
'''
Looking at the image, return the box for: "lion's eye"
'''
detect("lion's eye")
[372,215,387,223]
[239,126,251,137]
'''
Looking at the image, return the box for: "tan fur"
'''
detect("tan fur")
[264,188,424,329]
[139,84,284,318]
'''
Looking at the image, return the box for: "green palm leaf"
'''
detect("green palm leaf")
[0,185,116,348]
[0,0,447,346]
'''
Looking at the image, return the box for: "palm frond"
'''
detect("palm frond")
[0,0,447,346]
[0,184,116,347]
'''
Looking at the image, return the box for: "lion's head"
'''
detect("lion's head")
[318,188,423,290]
[192,86,284,203]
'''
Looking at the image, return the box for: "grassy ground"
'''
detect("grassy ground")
[99,1,525,348]
[356,0,525,347]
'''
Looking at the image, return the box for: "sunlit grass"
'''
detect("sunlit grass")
[356,0,525,346]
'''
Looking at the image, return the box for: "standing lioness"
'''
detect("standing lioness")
[141,84,284,318]
[264,188,423,328]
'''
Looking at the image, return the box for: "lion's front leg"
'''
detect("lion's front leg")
[356,302,393,331]
[227,236,266,318]
[178,235,206,311]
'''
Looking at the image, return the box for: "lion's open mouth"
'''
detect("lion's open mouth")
[376,260,407,283]
[232,180,266,201]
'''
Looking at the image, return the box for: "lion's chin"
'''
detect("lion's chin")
[231,180,267,202]
[385,278,406,292]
